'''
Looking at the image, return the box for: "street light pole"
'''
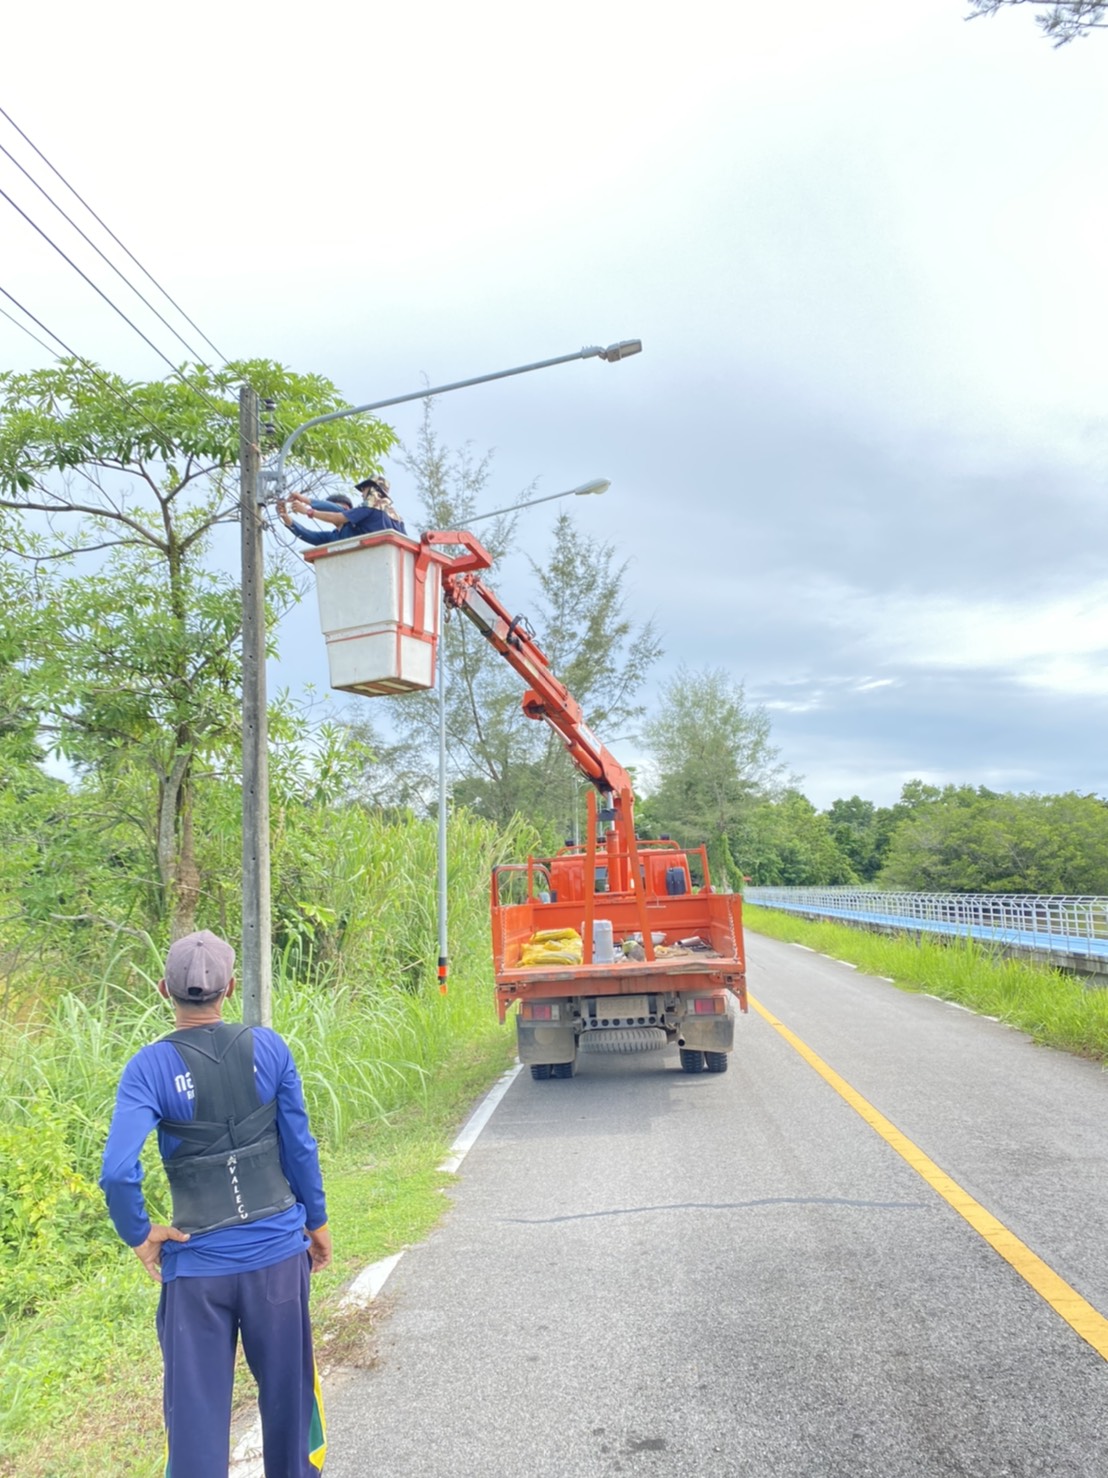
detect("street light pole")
[244,339,641,1024]
[260,344,640,501]
[436,623,449,995]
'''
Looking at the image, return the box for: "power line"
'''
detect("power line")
[0,180,234,424]
[0,282,180,452]
[0,135,219,372]
[0,300,58,360]
[0,105,229,366]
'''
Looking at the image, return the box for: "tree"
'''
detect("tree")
[877,788,1108,893]
[0,358,394,937]
[966,0,1107,44]
[0,558,44,772]
[641,668,785,888]
[363,403,661,843]
[824,794,903,882]
[737,790,858,887]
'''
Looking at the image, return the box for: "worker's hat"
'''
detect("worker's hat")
[164,931,235,1003]
[355,475,390,497]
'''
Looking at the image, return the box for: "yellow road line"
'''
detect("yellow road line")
[749,993,1108,1362]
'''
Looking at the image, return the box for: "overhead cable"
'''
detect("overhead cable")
[0,105,229,366]
[0,281,179,452]
[0,300,59,361]
[0,136,219,372]
[0,181,234,423]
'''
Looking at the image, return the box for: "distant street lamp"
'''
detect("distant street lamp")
[435,480,611,992]
[240,343,641,1026]
[465,478,610,526]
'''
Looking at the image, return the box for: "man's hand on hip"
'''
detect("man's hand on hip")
[133,1224,190,1282]
[308,1224,332,1273]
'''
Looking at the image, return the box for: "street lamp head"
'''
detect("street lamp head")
[465,478,612,525]
[599,340,642,362]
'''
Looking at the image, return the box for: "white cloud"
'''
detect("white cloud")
[815,580,1108,697]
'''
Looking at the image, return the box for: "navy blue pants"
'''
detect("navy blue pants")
[156,1251,325,1476]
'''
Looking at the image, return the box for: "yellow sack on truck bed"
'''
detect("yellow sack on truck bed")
[519,927,583,967]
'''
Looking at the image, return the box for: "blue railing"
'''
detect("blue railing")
[744,887,1108,963]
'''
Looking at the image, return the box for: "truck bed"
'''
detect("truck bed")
[491,892,746,1021]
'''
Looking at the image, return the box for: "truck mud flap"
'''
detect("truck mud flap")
[676,1015,734,1052]
[516,1020,576,1065]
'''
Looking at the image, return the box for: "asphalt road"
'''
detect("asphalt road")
[321,932,1108,1477]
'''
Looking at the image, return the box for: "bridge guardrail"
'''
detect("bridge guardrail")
[743,887,1108,966]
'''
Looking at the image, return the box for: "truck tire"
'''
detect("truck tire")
[530,1063,553,1080]
[552,1058,577,1079]
[679,1048,705,1073]
[704,1050,729,1073]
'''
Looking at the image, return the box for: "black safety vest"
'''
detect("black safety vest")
[159,1023,296,1235]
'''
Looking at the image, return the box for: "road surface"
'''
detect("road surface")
[321,931,1108,1476]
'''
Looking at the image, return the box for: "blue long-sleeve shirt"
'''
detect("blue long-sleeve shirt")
[100,1025,327,1280]
[289,503,406,546]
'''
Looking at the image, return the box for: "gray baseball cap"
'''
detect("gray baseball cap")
[164,930,235,1002]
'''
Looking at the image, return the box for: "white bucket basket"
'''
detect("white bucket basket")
[304,533,444,696]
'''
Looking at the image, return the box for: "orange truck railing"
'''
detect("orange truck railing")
[490,791,747,1023]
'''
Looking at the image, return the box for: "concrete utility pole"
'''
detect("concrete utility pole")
[239,386,272,1026]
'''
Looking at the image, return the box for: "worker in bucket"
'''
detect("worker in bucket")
[278,473,406,545]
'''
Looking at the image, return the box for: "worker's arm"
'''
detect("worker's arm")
[99,1055,159,1246]
[277,498,338,546]
[288,495,349,530]
[296,507,347,530]
[99,1052,189,1279]
[263,1032,330,1264]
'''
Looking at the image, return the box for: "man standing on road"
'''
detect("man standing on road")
[100,930,331,1476]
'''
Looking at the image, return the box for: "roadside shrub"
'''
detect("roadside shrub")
[0,1094,118,1328]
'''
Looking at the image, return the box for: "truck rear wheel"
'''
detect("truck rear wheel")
[530,1063,553,1080]
[552,1058,577,1079]
[704,1050,729,1073]
[679,1048,705,1073]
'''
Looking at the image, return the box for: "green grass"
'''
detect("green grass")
[744,903,1108,1060]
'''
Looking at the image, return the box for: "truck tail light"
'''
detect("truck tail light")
[522,1002,558,1020]
[693,996,724,1015]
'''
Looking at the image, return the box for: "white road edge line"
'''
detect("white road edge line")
[439,1062,523,1174]
[340,1250,406,1310]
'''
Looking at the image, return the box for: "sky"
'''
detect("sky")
[3,0,1107,809]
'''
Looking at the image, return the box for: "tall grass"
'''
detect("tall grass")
[744,903,1108,1060]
